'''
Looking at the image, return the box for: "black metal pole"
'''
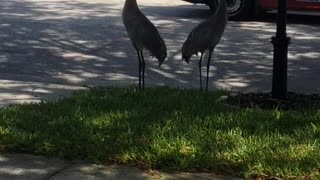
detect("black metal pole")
[271,0,291,99]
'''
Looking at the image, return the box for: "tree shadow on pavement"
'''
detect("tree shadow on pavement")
[0,0,319,107]
[142,5,320,94]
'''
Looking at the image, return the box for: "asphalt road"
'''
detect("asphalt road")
[1,0,320,105]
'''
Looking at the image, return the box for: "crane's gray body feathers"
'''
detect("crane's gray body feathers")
[122,0,167,90]
[181,0,227,91]
[182,0,227,60]
[123,0,167,63]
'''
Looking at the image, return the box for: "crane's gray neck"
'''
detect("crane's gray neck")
[124,0,139,10]
[208,0,227,23]
[215,0,227,16]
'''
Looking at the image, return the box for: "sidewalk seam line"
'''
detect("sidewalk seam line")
[43,162,76,180]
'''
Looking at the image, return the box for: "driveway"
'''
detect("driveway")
[1,0,320,105]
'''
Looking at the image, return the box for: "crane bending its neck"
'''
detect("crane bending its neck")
[124,0,138,9]
[212,0,227,18]
[208,0,228,26]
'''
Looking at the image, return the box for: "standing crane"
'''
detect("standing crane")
[182,0,228,91]
[122,0,167,90]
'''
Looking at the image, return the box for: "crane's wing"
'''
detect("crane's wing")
[138,16,166,57]
[123,9,166,60]
[184,21,213,54]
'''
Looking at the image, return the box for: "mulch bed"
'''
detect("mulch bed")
[224,92,320,111]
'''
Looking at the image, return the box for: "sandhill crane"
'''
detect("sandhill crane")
[182,0,227,91]
[122,0,167,90]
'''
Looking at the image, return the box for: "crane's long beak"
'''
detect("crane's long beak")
[158,54,166,67]
[158,61,164,67]
[182,57,190,64]
[182,55,190,64]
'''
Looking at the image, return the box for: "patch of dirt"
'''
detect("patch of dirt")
[224,92,320,110]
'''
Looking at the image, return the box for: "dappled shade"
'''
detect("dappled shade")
[0,87,320,178]
[0,0,320,105]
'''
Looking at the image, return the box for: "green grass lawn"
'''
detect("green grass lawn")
[0,87,320,179]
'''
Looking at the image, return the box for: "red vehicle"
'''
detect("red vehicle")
[183,0,320,20]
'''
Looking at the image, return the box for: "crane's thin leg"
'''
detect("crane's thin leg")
[199,53,204,91]
[137,50,142,90]
[140,50,146,90]
[206,47,214,91]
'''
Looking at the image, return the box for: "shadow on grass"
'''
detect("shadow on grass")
[1,87,320,178]
[0,0,320,107]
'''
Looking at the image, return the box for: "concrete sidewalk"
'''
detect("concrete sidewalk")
[0,153,240,180]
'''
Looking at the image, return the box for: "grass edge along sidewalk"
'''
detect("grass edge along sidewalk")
[0,87,320,179]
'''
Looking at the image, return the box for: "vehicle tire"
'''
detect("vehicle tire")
[226,0,253,20]
[207,0,253,20]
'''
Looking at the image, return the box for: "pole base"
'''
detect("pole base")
[271,36,291,99]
